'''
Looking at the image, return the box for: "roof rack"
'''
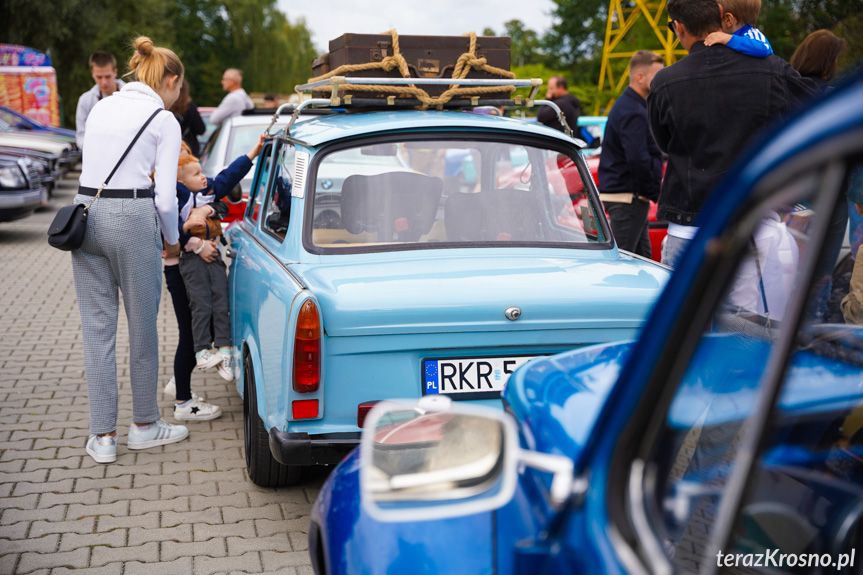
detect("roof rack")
[263,77,575,139]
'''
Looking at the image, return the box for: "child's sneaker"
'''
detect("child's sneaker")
[127,419,189,450]
[217,351,234,382]
[164,376,176,398]
[85,434,117,464]
[196,349,222,371]
[173,396,223,421]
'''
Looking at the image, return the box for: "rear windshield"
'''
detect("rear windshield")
[307,139,608,251]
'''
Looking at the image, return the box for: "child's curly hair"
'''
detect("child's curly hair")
[178,154,200,168]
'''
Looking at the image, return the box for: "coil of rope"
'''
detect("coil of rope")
[305,30,517,109]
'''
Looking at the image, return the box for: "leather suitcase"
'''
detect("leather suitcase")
[311,33,511,100]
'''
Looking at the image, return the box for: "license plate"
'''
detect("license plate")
[422,355,536,400]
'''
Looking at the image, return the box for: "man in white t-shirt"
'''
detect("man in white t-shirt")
[209,68,254,126]
[75,51,125,150]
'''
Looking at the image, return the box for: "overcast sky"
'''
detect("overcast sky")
[276,0,558,53]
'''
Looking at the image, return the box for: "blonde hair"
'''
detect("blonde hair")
[127,36,184,93]
[717,0,761,26]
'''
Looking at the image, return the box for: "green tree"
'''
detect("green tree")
[503,20,543,67]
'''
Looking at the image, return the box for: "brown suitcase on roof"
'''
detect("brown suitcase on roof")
[311,33,512,100]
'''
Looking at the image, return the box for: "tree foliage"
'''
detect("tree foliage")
[0,0,316,125]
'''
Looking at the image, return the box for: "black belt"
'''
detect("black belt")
[78,186,153,199]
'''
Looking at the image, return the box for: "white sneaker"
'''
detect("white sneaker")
[164,377,206,401]
[196,349,222,370]
[85,434,117,464]
[173,396,223,421]
[217,352,235,382]
[127,419,189,450]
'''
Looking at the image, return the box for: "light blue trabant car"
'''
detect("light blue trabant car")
[227,106,671,486]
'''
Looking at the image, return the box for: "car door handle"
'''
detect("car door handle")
[226,247,236,259]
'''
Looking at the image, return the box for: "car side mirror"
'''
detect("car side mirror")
[226,183,243,204]
[360,396,575,522]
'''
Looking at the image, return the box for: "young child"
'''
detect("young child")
[704,0,773,58]
[176,136,264,382]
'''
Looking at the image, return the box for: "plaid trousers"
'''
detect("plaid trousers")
[71,194,163,434]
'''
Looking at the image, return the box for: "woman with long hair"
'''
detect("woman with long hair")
[73,36,189,463]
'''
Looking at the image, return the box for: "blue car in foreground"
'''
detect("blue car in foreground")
[309,77,863,574]
[228,93,671,487]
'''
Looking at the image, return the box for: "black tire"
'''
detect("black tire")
[243,351,302,487]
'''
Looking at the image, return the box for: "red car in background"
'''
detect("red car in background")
[582,154,666,263]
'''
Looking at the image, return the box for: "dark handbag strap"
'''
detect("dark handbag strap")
[87,108,162,210]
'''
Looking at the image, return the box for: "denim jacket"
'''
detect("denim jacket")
[648,42,816,225]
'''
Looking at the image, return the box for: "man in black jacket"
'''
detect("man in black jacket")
[537,76,581,134]
[648,0,816,267]
[599,51,665,258]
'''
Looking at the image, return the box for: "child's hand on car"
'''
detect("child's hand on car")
[247,134,265,160]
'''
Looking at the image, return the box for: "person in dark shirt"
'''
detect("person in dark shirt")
[537,76,581,135]
[599,50,665,258]
[170,81,206,156]
[648,0,816,267]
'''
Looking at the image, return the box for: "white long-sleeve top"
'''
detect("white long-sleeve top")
[79,82,180,245]
[209,88,254,125]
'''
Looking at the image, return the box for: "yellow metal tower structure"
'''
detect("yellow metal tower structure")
[596,0,687,113]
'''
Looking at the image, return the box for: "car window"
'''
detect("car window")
[199,123,221,167]
[246,143,272,224]
[641,162,857,572]
[262,144,294,240]
[307,139,606,251]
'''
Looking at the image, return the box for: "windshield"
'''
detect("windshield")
[308,138,608,251]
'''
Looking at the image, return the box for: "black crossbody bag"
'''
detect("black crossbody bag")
[47,109,162,251]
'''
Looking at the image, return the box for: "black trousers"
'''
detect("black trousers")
[178,251,231,352]
[164,264,194,402]
[606,200,652,259]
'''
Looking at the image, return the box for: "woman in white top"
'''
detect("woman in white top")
[73,37,189,464]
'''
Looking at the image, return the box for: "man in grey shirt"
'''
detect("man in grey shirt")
[75,51,125,150]
[209,68,254,126]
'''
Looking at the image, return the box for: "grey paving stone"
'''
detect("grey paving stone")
[194,551,262,575]
[161,479,217,499]
[161,507,222,528]
[16,547,89,573]
[30,517,95,537]
[190,492,247,512]
[124,557,193,575]
[161,536,227,562]
[97,511,159,533]
[74,475,132,492]
[0,554,18,574]
[0,493,38,510]
[1,505,66,525]
[40,490,99,509]
[66,500,128,520]
[162,459,216,474]
[128,524,192,546]
[227,534,293,554]
[50,563,124,575]
[0,533,60,553]
[89,542,159,567]
[59,528,126,551]
[99,483,159,504]
[133,471,189,488]
[261,550,314,570]
[129,496,189,515]
[12,478,73,496]
[0,520,29,539]
[194,519,256,542]
[222,502,284,524]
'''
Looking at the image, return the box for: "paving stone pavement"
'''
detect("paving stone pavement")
[0,174,329,574]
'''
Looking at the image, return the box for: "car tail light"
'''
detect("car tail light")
[292,399,319,419]
[293,300,321,393]
[357,401,381,428]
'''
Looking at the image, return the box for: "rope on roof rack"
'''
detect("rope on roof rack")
[304,30,517,110]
